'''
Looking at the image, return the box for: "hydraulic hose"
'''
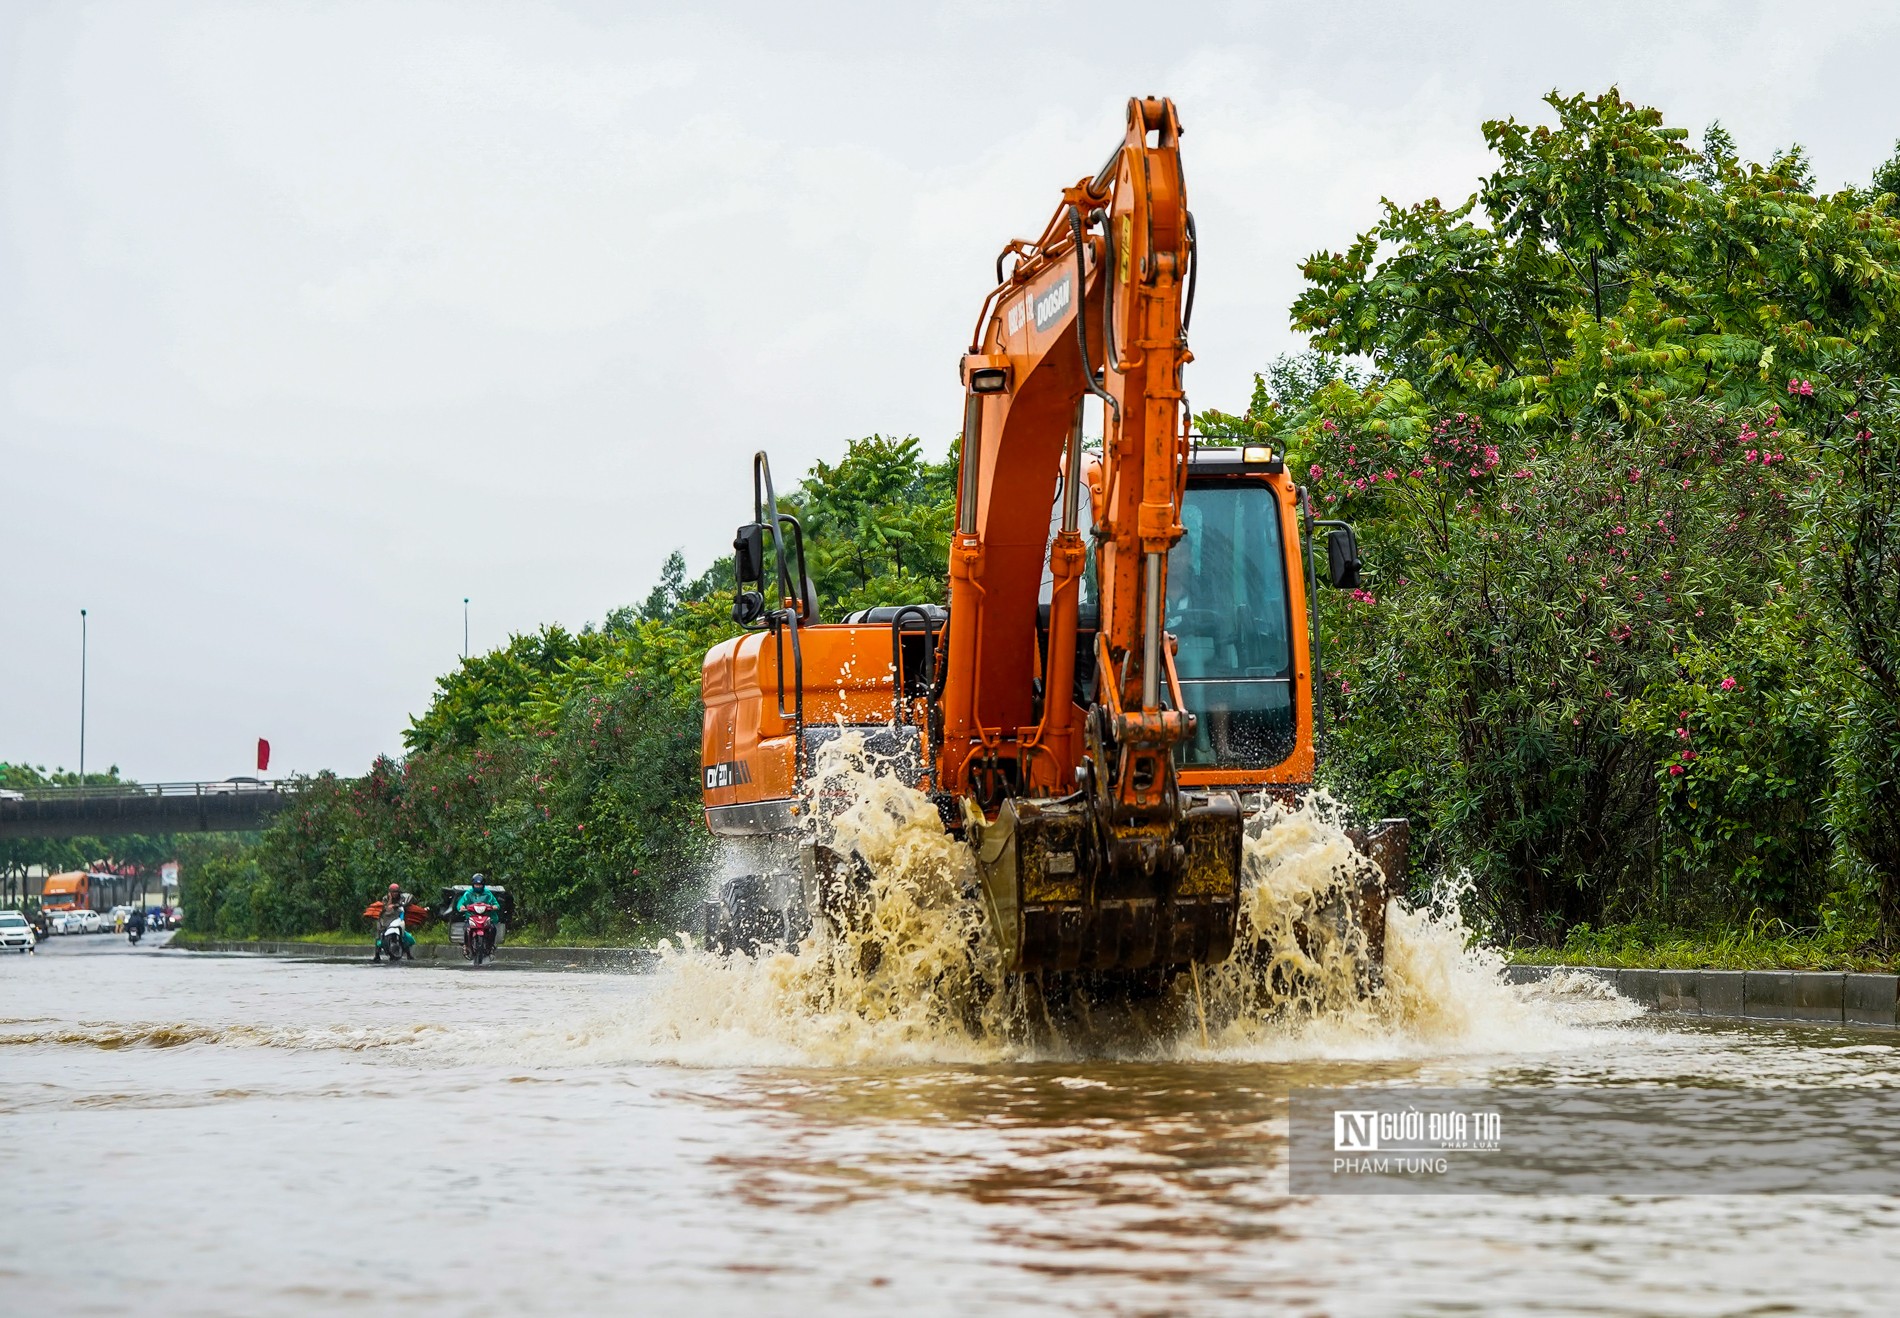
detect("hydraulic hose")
[1183,211,1198,335]
[1068,206,1120,426]
[1095,207,1118,370]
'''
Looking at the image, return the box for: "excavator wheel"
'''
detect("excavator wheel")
[801,843,885,975]
[692,874,808,957]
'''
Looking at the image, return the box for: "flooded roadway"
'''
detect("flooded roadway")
[5,940,1899,1316]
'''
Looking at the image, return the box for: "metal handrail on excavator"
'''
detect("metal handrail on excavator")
[887,606,942,727]
[752,452,808,774]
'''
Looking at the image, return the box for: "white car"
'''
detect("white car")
[0,788,24,802]
[44,911,73,935]
[205,777,271,794]
[0,911,33,952]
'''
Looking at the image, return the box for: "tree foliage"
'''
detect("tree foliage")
[167,88,1900,959]
[192,436,954,940]
[1287,88,1900,947]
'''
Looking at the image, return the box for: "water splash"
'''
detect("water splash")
[639,733,1009,1066]
[629,733,1634,1066]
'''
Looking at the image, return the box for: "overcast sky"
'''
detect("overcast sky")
[4,0,1896,783]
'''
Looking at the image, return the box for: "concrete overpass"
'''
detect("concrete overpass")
[0,781,298,839]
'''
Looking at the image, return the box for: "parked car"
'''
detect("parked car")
[0,910,34,952]
[71,909,102,934]
[0,788,24,802]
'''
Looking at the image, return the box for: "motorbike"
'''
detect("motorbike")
[126,922,143,945]
[462,901,497,966]
[375,911,410,964]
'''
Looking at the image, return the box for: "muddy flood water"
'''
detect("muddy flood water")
[5,935,1900,1317]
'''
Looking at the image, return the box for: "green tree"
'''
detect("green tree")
[1274,87,1900,940]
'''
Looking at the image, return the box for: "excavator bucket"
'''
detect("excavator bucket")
[970,792,1244,975]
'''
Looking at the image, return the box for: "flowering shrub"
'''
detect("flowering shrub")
[1305,399,1802,933]
[1626,594,1838,921]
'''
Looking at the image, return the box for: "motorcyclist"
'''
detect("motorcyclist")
[376,882,416,961]
[127,907,147,939]
[457,874,499,956]
[456,874,496,914]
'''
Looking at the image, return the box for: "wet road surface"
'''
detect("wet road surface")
[3,945,1898,1315]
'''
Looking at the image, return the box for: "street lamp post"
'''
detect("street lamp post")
[79,608,88,783]
[463,597,470,662]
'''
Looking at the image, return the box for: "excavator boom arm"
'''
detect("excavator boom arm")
[935,97,1240,975]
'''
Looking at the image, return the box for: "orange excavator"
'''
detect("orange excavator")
[698,96,1397,977]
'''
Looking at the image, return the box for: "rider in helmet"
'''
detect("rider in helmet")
[456,874,501,956]
[456,874,495,914]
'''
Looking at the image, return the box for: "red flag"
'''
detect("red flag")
[257,738,271,773]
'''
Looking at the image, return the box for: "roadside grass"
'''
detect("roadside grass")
[1509,919,1895,973]
[169,917,1896,971]
[170,924,660,950]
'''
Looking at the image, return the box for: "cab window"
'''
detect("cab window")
[1167,483,1296,768]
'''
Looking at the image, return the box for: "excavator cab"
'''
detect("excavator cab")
[1041,445,1315,780]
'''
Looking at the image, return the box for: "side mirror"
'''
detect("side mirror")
[733,523,766,586]
[731,590,765,626]
[1326,525,1362,590]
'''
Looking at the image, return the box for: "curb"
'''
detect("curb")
[172,938,659,972]
[1505,964,1899,1028]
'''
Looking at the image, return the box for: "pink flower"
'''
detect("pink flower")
[1669,764,1685,777]
[1340,680,1351,694]
[1309,464,1324,478]
[1720,676,1737,691]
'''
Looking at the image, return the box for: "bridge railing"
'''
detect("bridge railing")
[0,780,303,839]
[8,780,300,801]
